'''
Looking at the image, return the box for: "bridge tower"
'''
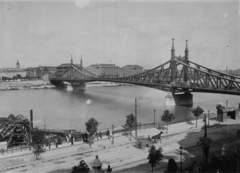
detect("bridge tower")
[71,55,73,64]
[183,40,189,83]
[170,38,176,83]
[80,55,83,68]
[166,39,193,106]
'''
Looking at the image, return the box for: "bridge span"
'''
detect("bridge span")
[50,39,240,106]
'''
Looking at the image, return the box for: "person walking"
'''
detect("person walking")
[55,137,58,148]
[99,131,102,139]
[48,137,51,149]
[106,165,112,172]
[106,129,110,139]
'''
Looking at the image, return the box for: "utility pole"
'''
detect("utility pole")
[29,110,33,150]
[135,98,137,139]
[154,109,156,128]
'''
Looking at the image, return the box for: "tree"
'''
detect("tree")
[197,137,212,165]
[125,113,135,140]
[85,118,99,137]
[216,104,225,114]
[191,106,204,128]
[147,145,163,173]
[161,110,175,134]
[8,114,15,121]
[125,113,135,128]
[71,160,90,173]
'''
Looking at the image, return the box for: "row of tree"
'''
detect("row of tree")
[70,104,226,173]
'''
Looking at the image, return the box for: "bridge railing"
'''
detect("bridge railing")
[0,142,30,156]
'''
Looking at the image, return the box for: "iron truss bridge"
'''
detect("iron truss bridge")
[50,41,240,96]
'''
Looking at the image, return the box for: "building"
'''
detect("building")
[86,64,120,78]
[119,65,143,77]
[56,56,83,77]
[36,66,57,81]
[26,67,38,78]
[0,60,27,80]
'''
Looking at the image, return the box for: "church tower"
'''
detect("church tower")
[80,55,83,67]
[16,60,20,69]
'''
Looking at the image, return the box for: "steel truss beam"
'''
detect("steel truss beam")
[51,59,240,95]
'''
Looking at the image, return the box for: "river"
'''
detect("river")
[0,85,239,131]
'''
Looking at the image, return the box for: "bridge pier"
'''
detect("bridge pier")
[50,81,67,89]
[71,83,86,91]
[165,92,193,106]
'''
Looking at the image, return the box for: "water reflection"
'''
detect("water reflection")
[0,86,239,131]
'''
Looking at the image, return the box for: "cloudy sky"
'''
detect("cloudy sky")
[0,0,239,70]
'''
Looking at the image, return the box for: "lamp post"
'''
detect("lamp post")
[179,146,183,170]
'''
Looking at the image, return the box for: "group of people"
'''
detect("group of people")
[45,134,63,149]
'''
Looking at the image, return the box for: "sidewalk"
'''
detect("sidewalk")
[2,117,239,172]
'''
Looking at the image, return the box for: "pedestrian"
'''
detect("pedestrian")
[99,131,102,139]
[86,132,89,142]
[55,137,58,148]
[106,165,112,172]
[95,132,99,140]
[48,137,51,149]
[66,135,69,143]
[106,129,110,139]
[109,129,112,138]
[148,135,152,142]
[82,133,85,142]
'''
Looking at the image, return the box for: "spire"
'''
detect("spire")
[185,40,188,50]
[71,55,73,64]
[172,38,175,50]
[16,60,20,68]
[185,40,189,61]
[80,55,82,67]
[171,38,175,59]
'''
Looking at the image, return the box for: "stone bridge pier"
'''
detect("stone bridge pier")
[50,80,67,89]
[70,83,86,91]
[165,92,193,106]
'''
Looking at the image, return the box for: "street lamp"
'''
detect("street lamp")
[179,146,183,170]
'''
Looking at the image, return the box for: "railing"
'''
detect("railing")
[0,142,30,155]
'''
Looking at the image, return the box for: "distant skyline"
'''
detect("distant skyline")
[0,0,239,70]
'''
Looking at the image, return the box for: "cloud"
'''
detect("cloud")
[75,0,90,9]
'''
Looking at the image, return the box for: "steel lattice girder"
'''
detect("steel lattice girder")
[53,59,240,95]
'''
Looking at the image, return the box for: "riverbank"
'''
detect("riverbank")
[0,80,55,90]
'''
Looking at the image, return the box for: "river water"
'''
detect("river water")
[0,85,239,131]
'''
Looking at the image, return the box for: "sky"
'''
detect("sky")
[0,0,239,70]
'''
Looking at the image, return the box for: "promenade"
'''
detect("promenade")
[2,117,240,173]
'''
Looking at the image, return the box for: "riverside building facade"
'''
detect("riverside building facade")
[0,60,27,80]
[119,65,143,77]
[86,64,120,78]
